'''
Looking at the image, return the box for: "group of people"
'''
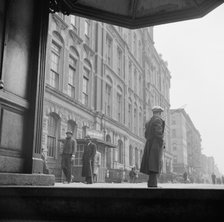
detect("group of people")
[43,105,166,188]
[59,132,101,184]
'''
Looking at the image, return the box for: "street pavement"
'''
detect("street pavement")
[55,181,224,189]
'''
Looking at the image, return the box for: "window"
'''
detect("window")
[74,144,84,166]
[106,35,112,66]
[117,93,122,122]
[47,114,59,158]
[68,56,76,99]
[105,84,112,116]
[82,69,89,106]
[50,42,60,89]
[117,47,122,76]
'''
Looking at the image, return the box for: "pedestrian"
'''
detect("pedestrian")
[140,105,165,188]
[93,149,101,183]
[183,171,188,183]
[211,172,216,184]
[59,131,77,183]
[129,167,137,183]
[41,148,50,174]
[222,175,224,184]
[81,135,97,184]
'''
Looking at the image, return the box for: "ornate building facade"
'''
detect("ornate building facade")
[41,13,171,181]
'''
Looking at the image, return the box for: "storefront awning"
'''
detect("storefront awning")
[76,138,117,149]
[50,0,224,29]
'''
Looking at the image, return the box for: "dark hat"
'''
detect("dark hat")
[152,105,164,113]
[66,130,73,135]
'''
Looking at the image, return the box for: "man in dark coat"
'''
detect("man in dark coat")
[59,131,77,183]
[140,105,165,188]
[82,135,97,184]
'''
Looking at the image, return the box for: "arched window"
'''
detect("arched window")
[129,145,133,166]
[47,113,60,158]
[67,120,77,139]
[68,47,79,99]
[49,32,64,89]
[106,135,112,168]
[82,60,91,106]
[118,139,123,164]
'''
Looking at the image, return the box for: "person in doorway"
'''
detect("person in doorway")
[93,149,101,183]
[59,131,77,183]
[81,135,97,184]
[140,105,165,188]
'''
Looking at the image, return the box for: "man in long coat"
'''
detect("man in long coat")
[140,106,165,187]
[82,135,97,184]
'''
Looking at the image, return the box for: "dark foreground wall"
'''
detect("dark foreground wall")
[0,187,224,221]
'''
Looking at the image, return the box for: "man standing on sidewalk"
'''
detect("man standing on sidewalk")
[59,131,77,183]
[82,135,97,184]
[140,106,165,188]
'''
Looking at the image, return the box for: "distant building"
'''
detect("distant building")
[170,108,202,182]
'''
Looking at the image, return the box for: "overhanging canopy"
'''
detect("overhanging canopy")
[50,0,224,29]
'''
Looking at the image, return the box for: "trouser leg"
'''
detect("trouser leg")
[62,155,72,182]
[66,157,72,182]
[148,172,158,187]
